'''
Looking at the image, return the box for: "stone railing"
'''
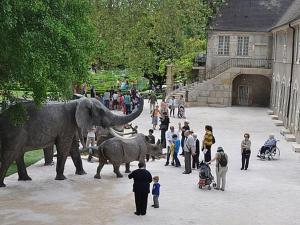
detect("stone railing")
[206,58,272,79]
[166,58,272,101]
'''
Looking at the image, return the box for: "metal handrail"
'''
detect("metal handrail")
[206,58,272,79]
[166,58,272,101]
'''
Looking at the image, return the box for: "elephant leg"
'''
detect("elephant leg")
[94,160,105,179]
[0,151,17,187]
[113,164,123,178]
[55,140,71,180]
[139,159,146,168]
[43,146,54,166]
[69,137,86,175]
[125,163,131,173]
[16,153,32,181]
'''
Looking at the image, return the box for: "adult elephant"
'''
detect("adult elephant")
[0,98,143,187]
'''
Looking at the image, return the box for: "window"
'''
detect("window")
[237,36,249,56]
[218,36,230,56]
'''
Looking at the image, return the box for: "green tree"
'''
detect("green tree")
[0,0,97,107]
[92,0,225,86]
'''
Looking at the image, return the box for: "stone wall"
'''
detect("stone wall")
[187,67,272,107]
[206,31,272,72]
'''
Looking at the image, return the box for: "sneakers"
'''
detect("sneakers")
[164,162,169,166]
[214,187,220,190]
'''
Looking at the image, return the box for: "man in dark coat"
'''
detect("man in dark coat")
[128,162,152,216]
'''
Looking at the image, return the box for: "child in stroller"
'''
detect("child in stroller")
[198,161,216,190]
[177,104,185,118]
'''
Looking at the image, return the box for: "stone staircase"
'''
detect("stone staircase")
[166,58,272,107]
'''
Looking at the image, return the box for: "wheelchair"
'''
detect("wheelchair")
[258,142,280,160]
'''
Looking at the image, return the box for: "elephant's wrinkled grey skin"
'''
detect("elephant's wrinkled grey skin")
[0,98,144,187]
[94,134,162,179]
[43,146,54,166]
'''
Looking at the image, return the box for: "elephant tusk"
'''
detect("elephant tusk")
[109,127,137,139]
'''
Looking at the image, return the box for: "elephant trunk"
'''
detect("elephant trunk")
[105,98,144,127]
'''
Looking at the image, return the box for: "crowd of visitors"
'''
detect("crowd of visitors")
[80,84,141,115]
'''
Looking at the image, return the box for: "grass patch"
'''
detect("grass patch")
[88,70,149,94]
[6,149,44,177]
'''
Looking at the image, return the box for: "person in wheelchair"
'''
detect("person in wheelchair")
[257,134,277,159]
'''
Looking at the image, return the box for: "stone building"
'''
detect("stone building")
[166,0,300,148]
[167,0,292,107]
[269,0,300,148]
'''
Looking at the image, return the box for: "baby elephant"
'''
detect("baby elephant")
[94,134,162,179]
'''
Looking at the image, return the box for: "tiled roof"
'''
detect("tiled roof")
[273,0,300,29]
[210,0,295,32]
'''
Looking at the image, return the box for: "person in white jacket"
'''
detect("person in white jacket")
[165,126,180,166]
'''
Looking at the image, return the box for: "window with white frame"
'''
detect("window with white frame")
[237,36,249,56]
[218,36,230,56]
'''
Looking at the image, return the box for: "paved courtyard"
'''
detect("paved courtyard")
[1,101,300,225]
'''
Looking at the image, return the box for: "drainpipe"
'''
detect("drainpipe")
[287,23,295,118]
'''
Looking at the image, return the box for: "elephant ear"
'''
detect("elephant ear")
[75,98,93,131]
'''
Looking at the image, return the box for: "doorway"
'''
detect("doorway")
[232,74,271,106]
[238,85,250,105]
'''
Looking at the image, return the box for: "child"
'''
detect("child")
[152,176,160,208]
[86,126,96,162]
[151,105,160,130]
[146,129,156,162]
[172,134,181,167]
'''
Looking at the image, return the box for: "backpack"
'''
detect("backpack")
[218,152,227,167]
[212,135,215,144]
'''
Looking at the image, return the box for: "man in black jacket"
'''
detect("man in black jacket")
[128,162,153,216]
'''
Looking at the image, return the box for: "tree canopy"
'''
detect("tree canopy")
[92,0,225,84]
[0,0,97,106]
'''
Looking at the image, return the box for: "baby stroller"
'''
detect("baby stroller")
[178,104,185,118]
[198,162,216,190]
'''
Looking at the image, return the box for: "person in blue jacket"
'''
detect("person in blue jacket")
[151,176,160,208]
[172,134,181,167]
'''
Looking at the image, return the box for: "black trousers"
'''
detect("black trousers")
[161,129,167,148]
[204,145,211,162]
[180,137,185,154]
[241,150,251,169]
[260,146,269,155]
[192,151,200,168]
[134,192,149,215]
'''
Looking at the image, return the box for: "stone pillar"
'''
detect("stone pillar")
[166,64,175,94]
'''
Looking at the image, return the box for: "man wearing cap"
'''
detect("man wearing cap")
[208,147,228,191]
[128,162,153,216]
[183,130,195,174]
